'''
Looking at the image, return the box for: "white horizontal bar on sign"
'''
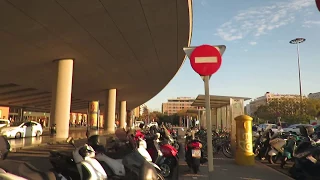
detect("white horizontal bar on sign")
[195,57,218,63]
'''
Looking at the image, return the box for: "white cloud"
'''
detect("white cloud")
[249,41,257,45]
[216,0,314,41]
[200,0,208,6]
[303,20,320,27]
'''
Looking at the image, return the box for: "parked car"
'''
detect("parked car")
[135,121,144,127]
[147,122,158,128]
[257,124,281,133]
[0,119,10,129]
[0,121,43,138]
[282,124,313,135]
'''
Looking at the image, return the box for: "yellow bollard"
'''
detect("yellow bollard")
[234,115,255,166]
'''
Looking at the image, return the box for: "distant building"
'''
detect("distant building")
[162,97,197,115]
[308,92,320,99]
[249,92,302,116]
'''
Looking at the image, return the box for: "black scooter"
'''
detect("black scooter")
[289,126,320,180]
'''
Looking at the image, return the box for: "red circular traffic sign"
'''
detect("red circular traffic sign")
[189,45,222,76]
[316,0,320,11]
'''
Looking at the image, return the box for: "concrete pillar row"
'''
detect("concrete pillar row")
[104,89,116,134]
[119,101,127,129]
[50,59,74,139]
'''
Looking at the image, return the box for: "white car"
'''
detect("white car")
[283,124,313,135]
[257,124,281,133]
[0,119,10,128]
[147,122,158,128]
[0,121,43,139]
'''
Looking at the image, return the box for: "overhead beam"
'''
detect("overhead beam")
[8,95,52,104]
[71,104,89,109]
[0,92,50,101]
[26,101,51,107]
[72,99,88,103]
[0,83,21,93]
[71,101,89,106]
[0,88,36,97]
[71,103,89,109]
[23,99,52,106]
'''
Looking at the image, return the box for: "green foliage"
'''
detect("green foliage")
[253,97,320,124]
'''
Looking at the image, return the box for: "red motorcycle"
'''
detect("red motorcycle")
[146,136,178,178]
[185,139,205,174]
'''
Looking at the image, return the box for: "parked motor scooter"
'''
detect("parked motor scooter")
[0,136,67,180]
[160,125,180,152]
[88,132,164,180]
[267,133,287,164]
[50,137,107,180]
[279,133,301,168]
[146,133,178,178]
[185,135,206,174]
[289,126,320,180]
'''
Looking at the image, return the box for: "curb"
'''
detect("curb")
[10,133,113,152]
[255,160,294,179]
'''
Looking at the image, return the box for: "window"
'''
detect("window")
[23,122,32,127]
[0,121,8,124]
[288,125,297,129]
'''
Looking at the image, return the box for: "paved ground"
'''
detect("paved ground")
[4,129,294,180]
[176,144,293,180]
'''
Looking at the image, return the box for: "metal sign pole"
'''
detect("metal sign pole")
[97,109,100,131]
[198,108,201,128]
[204,75,214,177]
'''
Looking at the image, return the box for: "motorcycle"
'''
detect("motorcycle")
[145,134,178,178]
[267,134,287,164]
[280,134,301,168]
[88,132,164,180]
[289,126,320,180]
[185,137,206,174]
[0,136,67,180]
[50,137,107,180]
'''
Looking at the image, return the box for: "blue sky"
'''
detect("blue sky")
[146,0,320,111]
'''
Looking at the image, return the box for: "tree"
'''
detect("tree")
[253,97,320,124]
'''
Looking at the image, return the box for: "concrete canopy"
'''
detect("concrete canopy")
[0,0,193,112]
[191,95,251,108]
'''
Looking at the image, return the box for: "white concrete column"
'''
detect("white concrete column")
[104,89,116,133]
[211,108,217,129]
[119,101,127,129]
[50,59,73,139]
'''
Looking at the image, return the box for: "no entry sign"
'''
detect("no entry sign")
[189,45,222,76]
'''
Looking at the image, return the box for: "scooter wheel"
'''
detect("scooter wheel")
[156,173,165,180]
[268,155,279,164]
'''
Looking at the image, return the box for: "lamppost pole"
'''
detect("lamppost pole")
[290,38,306,114]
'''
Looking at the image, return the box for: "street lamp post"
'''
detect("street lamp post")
[289,38,306,113]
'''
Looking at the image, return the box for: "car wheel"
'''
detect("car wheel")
[35,131,41,137]
[15,132,22,139]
